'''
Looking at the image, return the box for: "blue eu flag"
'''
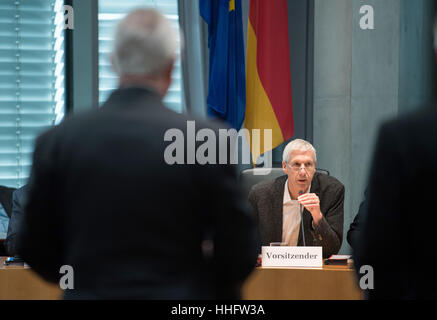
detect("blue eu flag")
[200,0,246,129]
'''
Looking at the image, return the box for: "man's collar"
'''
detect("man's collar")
[101,86,162,111]
[283,179,293,205]
[283,179,311,204]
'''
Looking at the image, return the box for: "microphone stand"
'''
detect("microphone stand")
[300,203,306,246]
[299,190,306,246]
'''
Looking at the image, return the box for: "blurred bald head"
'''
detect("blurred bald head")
[111,8,179,96]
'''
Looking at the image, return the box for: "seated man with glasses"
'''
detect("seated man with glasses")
[248,139,344,258]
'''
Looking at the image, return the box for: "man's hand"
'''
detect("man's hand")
[298,193,323,226]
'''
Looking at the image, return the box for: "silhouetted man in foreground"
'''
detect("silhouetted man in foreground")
[354,15,437,299]
[17,9,258,299]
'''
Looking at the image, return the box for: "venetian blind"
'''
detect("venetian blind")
[0,0,65,188]
[98,0,184,113]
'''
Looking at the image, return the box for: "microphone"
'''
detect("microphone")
[298,190,306,246]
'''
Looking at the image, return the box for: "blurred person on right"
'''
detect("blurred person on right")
[16,9,258,300]
[354,15,437,299]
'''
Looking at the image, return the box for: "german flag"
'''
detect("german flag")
[244,0,294,162]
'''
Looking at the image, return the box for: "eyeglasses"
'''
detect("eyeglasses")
[286,162,315,172]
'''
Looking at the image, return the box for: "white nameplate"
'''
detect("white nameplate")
[261,246,323,268]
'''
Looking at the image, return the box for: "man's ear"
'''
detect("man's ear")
[282,161,288,175]
[165,57,175,82]
[109,53,119,75]
[162,57,176,96]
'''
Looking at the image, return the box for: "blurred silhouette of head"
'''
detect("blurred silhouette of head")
[110,9,179,97]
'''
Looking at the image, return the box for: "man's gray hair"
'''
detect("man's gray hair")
[282,139,317,163]
[111,8,178,77]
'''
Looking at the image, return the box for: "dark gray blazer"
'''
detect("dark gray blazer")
[248,172,344,258]
[16,87,259,300]
[354,106,437,299]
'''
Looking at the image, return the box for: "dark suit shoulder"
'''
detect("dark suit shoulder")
[32,122,64,154]
[312,173,344,193]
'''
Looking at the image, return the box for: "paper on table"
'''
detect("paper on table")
[329,255,351,260]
